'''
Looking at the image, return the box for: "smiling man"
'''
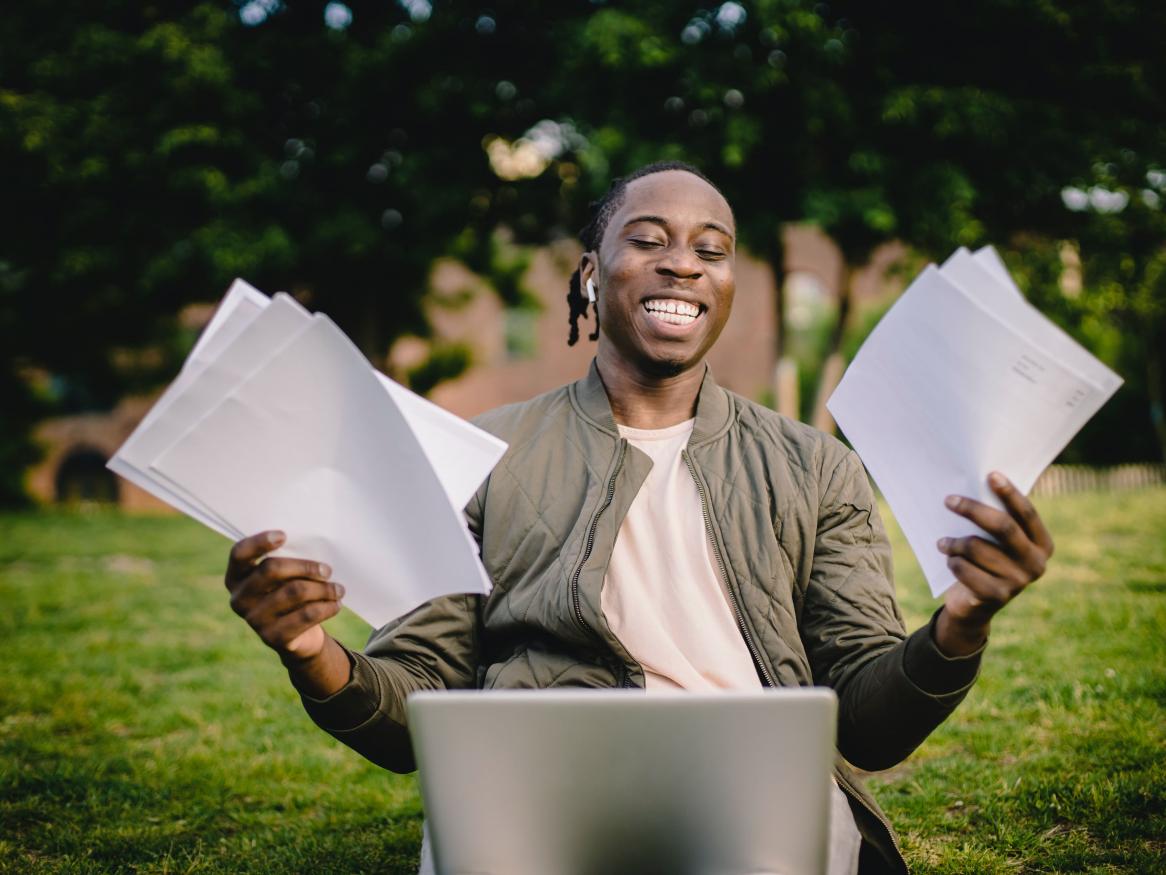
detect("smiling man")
[224,162,1055,874]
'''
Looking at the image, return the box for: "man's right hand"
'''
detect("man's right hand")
[225,530,346,666]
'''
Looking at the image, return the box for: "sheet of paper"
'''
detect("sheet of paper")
[110,283,506,530]
[972,245,1016,290]
[152,314,493,629]
[111,294,313,538]
[939,250,1123,481]
[376,373,506,512]
[941,249,1122,394]
[139,279,269,437]
[187,279,271,371]
[143,295,321,528]
[827,264,1121,596]
[109,280,273,535]
[104,456,239,538]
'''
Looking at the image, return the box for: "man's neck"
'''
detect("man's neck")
[595,351,705,430]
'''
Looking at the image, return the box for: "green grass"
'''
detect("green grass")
[1,490,1164,873]
[878,488,1166,874]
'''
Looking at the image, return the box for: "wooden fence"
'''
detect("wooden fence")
[1032,464,1166,497]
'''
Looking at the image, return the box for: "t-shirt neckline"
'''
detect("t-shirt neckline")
[616,418,696,442]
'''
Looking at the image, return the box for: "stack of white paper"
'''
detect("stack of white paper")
[108,280,508,629]
[827,247,1122,597]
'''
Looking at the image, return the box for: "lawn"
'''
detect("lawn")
[1,489,1163,874]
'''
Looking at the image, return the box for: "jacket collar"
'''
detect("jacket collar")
[570,358,733,446]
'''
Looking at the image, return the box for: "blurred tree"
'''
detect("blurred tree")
[1078,186,1166,463]
[528,1,871,421]
[1012,163,1166,463]
[2,0,1163,508]
[532,0,1166,436]
[541,2,831,352]
[776,0,1164,433]
[2,2,262,504]
[840,0,1165,461]
[0,0,560,505]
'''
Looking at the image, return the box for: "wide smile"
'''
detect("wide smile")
[641,297,706,329]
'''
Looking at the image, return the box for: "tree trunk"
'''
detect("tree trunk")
[775,358,800,421]
[764,230,787,361]
[1147,321,1166,463]
[765,229,800,417]
[810,261,855,435]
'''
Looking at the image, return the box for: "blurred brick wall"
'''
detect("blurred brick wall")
[26,226,904,509]
[413,239,780,419]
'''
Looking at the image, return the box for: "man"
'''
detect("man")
[224,162,1054,873]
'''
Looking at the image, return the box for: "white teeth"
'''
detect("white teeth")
[644,299,700,320]
[646,310,697,326]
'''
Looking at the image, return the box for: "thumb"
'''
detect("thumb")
[285,625,326,659]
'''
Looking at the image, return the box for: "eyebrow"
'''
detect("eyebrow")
[622,214,735,239]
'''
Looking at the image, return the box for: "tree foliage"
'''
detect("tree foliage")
[0,0,565,503]
[2,0,1163,506]
[527,1,1164,446]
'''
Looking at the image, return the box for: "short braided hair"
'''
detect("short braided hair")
[566,161,728,346]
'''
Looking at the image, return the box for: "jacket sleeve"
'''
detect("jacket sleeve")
[798,446,985,771]
[295,488,487,773]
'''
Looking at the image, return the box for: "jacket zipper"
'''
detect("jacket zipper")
[683,450,777,688]
[685,449,905,870]
[833,767,906,863]
[571,439,627,638]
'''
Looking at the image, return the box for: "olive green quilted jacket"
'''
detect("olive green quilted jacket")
[301,361,984,874]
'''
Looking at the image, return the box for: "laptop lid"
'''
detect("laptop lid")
[407,688,838,875]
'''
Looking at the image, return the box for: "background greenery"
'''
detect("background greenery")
[2,492,1163,873]
[3,0,1165,506]
[3,6,1162,872]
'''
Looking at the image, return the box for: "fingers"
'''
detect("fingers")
[943,493,1031,558]
[226,530,286,583]
[942,482,1049,579]
[248,557,333,593]
[937,535,1029,586]
[257,599,343,653]
[944,555,1015,607]
[262,578,347,619]
[224,532,345,660]
[988,472,1055,558]
[228,556,334,616]
[228,563,345,657]
[938,473,1055,627]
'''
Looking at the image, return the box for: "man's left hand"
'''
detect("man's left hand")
[934,471,1055,656]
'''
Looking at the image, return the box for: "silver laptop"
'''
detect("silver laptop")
[407,688,837,875]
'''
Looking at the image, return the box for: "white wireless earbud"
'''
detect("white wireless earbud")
[586,278,597,303]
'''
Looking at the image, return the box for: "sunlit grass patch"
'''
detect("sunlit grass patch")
[1,489,1163,872]
[874,487,1166,873]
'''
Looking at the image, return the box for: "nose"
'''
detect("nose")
[655,244,703,280]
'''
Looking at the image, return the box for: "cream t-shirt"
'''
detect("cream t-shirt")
[418,419,862,875]
[600,418,862,875]
[601,419,760,691]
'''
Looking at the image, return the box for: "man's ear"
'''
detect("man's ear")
[579,252,597,289]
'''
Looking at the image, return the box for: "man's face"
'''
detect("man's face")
[585,170,736,379]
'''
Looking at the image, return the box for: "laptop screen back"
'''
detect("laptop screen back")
[407,688,837,875]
